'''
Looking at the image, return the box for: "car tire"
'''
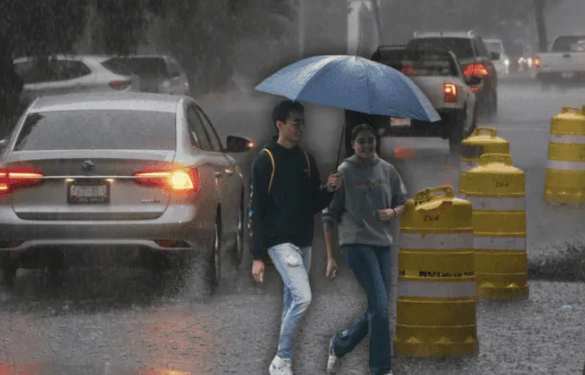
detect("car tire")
[448,112,466,155]
[234,192,245,266]
[211,218,221,288]
[2,257,18,287]
[486,91,498,119]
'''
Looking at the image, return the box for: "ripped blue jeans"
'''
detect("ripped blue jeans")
[268,243,312,361]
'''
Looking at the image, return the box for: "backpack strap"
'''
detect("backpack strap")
[262,148,311,194]
[262,148,276,193]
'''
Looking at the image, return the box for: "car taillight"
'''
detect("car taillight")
[0,169,44,194]
[444,83,458,103]
[463,63,489,76]
[134,168,200,193]
[401,66,417,76]
[534,57,541,68]
[109,80,132,90]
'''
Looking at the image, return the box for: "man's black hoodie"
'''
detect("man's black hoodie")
[248,138,334,261]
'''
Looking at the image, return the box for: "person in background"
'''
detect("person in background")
[322,123,407,375]
[248,100,342,375]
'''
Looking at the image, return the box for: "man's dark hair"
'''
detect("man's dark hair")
[272,100,304,131]
[351,123,376,143]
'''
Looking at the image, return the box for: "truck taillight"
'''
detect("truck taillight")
[401,66,417,76]
[444,83,458,103]
[109,80,132,90]
[534,56,541,68]
[0,169,44,194]
[463,63,489,76]
[134,168,200,193]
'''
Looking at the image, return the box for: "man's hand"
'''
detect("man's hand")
[327,172,342,192]
[326,258,338,281]
[252,260,265,284]
[376,208,395,222]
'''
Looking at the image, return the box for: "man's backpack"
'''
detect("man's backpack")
[262,148,311,193]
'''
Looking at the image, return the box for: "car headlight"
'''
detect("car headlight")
[504,59,510,66]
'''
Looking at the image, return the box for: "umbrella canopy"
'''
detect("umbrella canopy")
[255,55,441,122]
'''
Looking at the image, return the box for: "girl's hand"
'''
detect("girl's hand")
[376,208,395,222]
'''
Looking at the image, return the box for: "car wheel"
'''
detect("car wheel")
[448,112,465,155]
[210,218,221,288]
[2,258,18,287]
[234,194,245,265]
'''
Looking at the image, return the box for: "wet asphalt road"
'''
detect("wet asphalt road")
[1,80,585,374]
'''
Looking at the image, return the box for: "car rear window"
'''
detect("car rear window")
[14,110,176,151]
[375,49,458,76]
[408,38,475,59]
[484,41,504,54]
[101,57,168,78]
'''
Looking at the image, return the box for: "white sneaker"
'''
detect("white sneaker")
[326,337,341,374]
[269,355,293,375]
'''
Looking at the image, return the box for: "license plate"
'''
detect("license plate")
[67,182,110,204]
[562,72,575,78]
[390,117,411,127]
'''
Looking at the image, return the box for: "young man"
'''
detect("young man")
[248,100,341,375]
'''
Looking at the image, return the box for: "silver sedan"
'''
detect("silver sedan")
[0,92,253,290]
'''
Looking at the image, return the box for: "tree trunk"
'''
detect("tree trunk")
[534,0,549,52]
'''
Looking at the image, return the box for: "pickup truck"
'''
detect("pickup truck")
[535,35,585,88]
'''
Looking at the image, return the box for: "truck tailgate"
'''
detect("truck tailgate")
[539,52,585,73]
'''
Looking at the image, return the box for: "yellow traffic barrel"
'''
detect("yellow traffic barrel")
[544,106,585,204]
[460,128,510,195]
[461,153,528,299]
[395,185,478,357]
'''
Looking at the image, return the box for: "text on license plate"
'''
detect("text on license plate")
[68,184,109,204]
[390,118,411,126]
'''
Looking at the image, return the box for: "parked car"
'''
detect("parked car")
[408,30,499,118]
[0,92,253,290]
[535,35,585,89]
[13,55,140,108]
[484,38,510,76]
[371,45,478,153]
[100,55,191,96]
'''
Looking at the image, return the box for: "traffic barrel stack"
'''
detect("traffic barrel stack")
[544,106,585,204]
[459,127,509,195]
[395,185,478,357]
[461,153,528,299]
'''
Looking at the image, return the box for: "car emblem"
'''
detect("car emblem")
[81,160,95,172]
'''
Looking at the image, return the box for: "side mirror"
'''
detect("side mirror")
[225,135,254,153]
[465,75,482,86]
[490,51,501,60]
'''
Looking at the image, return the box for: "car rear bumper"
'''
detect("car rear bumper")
[0,205,212,256]
[381,108,464,138]
[536,71,585,84]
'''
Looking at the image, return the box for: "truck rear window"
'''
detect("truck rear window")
[551,36,585,53]
[375,49,458,76]
[14,110,176,151]
[408,38,475,59]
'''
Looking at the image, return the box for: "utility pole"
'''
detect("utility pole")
[298,0,305,58]
[534,0,549,52]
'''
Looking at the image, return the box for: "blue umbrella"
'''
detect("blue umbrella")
[255,55,441,122]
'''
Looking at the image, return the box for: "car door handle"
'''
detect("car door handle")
[215,171,223,178]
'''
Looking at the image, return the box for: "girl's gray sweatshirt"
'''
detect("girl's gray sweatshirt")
[322,154,408,247]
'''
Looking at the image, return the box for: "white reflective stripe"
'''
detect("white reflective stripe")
[400,232,473,250]
[460,162,478,172]
[398,281,475,298]
[549,134,585,145]
[465,196,526,211]
[546,160,585,171]
[474,236,526,251]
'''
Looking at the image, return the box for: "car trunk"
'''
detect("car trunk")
[7,150,176,220]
